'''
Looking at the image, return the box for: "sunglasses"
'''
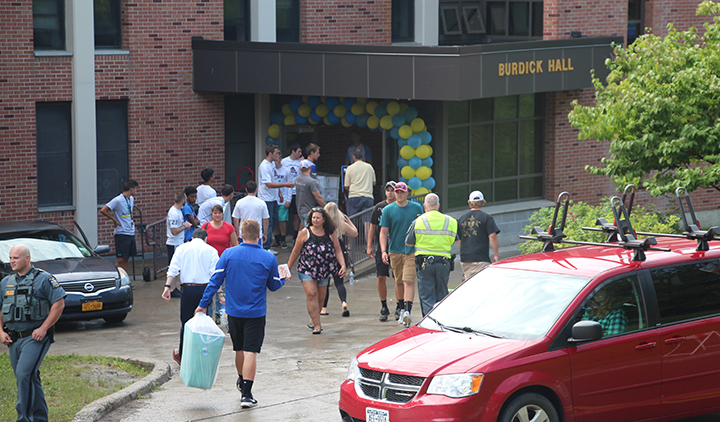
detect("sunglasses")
[311,207,324,212]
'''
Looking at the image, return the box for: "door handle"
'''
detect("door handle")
[664,336,686,344]
[635,342,657,350]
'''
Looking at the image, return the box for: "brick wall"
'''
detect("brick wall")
[301,0,391,45]
[645,0,714,38]
[543,0,627,40]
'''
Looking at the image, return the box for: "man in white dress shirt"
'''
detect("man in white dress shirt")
[161,228,220,365]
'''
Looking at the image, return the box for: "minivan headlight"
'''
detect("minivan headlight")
[347,357,360,382]
[118,267,131,287]
[427,373,484,398]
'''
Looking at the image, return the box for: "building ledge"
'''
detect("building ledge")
[35,50,73,57]
[95,49,131,56]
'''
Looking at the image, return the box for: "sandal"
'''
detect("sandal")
[172,349,181,366]
[307,323,314,329]
[312,328,323,334]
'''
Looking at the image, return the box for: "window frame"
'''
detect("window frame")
[462,5,486,34]
[392,0,415,43]
[94,0,122,49]
[96,100,129,205]
[36,102,73,208]
[33,0,66,51]
[276,0,300,43]
[224,0,251,42]
[627,0,645,44]
[440,5,464,35]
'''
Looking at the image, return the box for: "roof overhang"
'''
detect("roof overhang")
[192,37,622,101]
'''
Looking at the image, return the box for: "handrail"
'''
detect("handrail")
[145,217,169,279]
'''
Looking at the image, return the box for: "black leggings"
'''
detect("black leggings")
[323,273,347,307]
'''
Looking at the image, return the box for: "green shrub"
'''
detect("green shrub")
[519,199,681,254]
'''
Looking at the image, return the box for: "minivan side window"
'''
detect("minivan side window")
[576,275,646,337]
[650,260,720,325]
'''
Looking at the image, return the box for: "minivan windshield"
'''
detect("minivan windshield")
[419,267,589,340]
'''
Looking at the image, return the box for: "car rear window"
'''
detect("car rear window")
[650,259,720,325]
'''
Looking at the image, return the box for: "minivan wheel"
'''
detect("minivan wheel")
[500,393,559,422]
[103,313,127,324]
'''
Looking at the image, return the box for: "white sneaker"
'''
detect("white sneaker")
[397,310,405,325]
[268,248,278,255]
[402,311,412,328]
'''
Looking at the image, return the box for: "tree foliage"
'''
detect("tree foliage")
[568,1,720,196]
[519,199,681,254]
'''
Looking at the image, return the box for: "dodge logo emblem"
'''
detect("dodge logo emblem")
[84,283,95,292]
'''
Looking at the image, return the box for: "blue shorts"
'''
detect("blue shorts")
[298,272,330,287]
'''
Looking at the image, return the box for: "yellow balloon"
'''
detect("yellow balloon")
[398,125,412,140]
[298,104,312,118]
[315,104,330,117]
[400,103,410,113]
[380,115,394,130]
[356,97,368,105]
[415,145,431,159]
[308,115,319,125]
[386,101,401,116]
[400,145,416,160]
[413,187,430,195]
[268,124,280,138]
[401,166,416,179]
[334,105,347,118]
[284,114,297,126]
[341,117,352,127]
[282,103,293,116]
[415,166,432,180]
[411,118,425,133]
[321,96,328,103]
[323,116,332,125]
[367,115,379,129]
[366,101,379,115]
[351,103,365,116]
[427,145,433,155]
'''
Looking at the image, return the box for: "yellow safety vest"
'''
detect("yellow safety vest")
[413,210,458,258]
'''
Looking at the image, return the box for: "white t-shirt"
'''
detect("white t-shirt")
[106,193,135,236]
[196,184,216,206]
[166,206,185,246]
[232,195,270,236]
[198,196,224,224]
[274,165,291,205]
[281,156,302,195]
[257,159,279,202]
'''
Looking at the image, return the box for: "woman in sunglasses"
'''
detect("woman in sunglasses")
[320,202,358,317]
[287,207,347,334]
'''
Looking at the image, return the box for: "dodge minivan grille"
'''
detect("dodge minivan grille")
[357,368,425,404]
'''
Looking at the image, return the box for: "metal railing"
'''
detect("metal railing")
[145,217,168,279]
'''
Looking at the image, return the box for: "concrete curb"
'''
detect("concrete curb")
[71,357,172,422]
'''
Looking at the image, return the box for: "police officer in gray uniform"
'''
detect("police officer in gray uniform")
[1,244,66,422]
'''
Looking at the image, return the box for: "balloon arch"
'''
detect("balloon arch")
[266,96,435,196]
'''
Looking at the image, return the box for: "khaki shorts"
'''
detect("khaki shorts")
[389,253,416,284]
[461,261,490,281]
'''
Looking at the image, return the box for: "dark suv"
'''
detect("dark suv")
[0,221,133,324]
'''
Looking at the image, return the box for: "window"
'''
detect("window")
[485,0,543,39]
[36,102,72,207]
[392,0,415,42]
[627,0,644,44]
[33,0,65,50]
[576,275,647,337]
[276,0,299,43]
[446,94,544,209]
[440,1,488,45]
[650,260,720,325]
[94,0,122,49]
[96,101,129,205]
[224,0,250,41]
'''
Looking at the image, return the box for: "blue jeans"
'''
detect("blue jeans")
[416,260,451,317]
[346,196,373,217]
[265,201,279,249]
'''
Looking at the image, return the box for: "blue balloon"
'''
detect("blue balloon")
[344,111,357,124]
[327,113,340,124]
[356,113,370,127]
[397,138,408,148]
[404,106,418,122]
[265,135,276,145]
[422,177,436,190]
[419,131,432,144]
[310,110,321,122]
[422,157,433,168]
[409,156,422,169]
[407,135,422,149]
[374,104,388,118]
[389,127,400,139]
[369,126,379,132]
[399,176,409,184]
[307,96,321,108]
[290,98,303,112]
[271,112,285,126]
[343,97,356,109]
[408,176,422,191]
[392,114,406,127]
[325,96,340,110]
[295,114,308,125]
[397,157,409,167]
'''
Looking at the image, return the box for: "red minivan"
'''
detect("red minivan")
[339,236,720,422]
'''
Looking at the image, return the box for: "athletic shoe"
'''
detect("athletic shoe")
[402,310,412,328]
[379,306,390,322]
[394,307,402,321]
[236,376,243,392]
[268,248,279,255]
[241,396,258,408]
[172,349,181,366]
[280,241,288,249]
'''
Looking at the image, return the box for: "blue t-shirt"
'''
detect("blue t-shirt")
[199,243,285,318]
[182,203,197,242]
[106,193,135,236]
[345,144,372,162]
[379,201,424,254]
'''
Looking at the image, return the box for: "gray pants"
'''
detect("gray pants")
[9,334,52,422]
[416,261,451,317]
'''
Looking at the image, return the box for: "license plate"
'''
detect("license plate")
[366,407,389,422]
[82,300,102,311]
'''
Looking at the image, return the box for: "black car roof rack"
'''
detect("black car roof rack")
[520,189,671,261]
